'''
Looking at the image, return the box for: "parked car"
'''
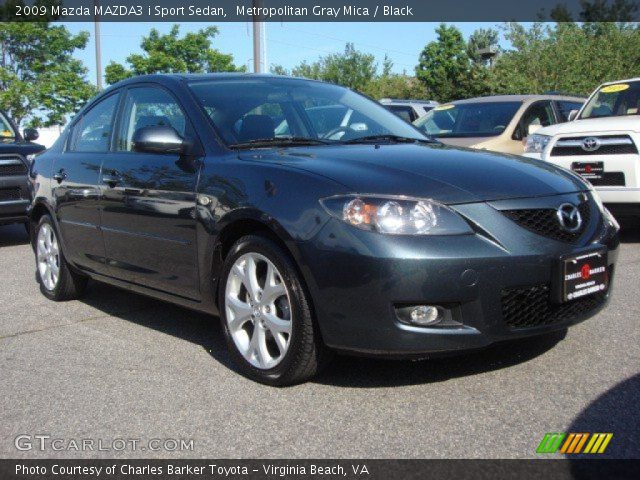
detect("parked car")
[29,74,619,385]
[1,110,45,230]
[413,94,585,155]
[379,98,439,122]
[524,78,640,219]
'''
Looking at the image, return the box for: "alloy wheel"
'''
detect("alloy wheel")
[36,223,60,291]
[225,252,292,369]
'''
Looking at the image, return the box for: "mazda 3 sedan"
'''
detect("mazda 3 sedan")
[29,74,620,385]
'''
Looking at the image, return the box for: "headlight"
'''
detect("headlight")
[320,195,472,235]
[524,134,551,154]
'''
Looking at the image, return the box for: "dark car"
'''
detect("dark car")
[1,111,44,229]
[29,74,620,385]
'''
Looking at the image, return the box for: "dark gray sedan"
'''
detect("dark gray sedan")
[28,74,619,385]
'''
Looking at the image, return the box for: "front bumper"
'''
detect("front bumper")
[0,174,30,225]
[298,193,619,356]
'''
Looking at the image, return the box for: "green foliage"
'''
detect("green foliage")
[415,24,491,102]
[289,43,377,91]
[0,21,96,127]
[490,22,640,96]
[105,24,244,85]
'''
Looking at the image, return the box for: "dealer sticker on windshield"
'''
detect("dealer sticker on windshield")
[600,83,629,93]
[562,249,608,302]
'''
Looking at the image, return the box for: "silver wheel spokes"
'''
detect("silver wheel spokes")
[36,223,60,291]
[225,253,292,369]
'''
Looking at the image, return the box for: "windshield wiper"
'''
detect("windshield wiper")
[229,137,331,149]
[343,134,435,145]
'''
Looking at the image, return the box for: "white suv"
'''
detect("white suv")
[524,78,640,218]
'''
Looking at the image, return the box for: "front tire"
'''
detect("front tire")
[219,235,328,386]
[35,215,88,301]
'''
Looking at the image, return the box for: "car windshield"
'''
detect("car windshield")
[580,81,640,119]
[0,112,16,142]
[414,101,521,138]
[188,77,427,146]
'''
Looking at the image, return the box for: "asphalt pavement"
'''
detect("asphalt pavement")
[1,222,639,459]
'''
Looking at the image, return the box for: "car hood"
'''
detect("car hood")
[536,115,640,136]
[238,143,587,204]
[0,141,45,156]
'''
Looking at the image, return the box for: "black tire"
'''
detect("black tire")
[35,214,88,301]
[218,235,330,386]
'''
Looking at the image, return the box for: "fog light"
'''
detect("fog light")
[410,305,440,326]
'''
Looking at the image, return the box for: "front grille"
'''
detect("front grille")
[0,162,27,176]
[551,135,637,156]
[502,201,591,243]
[501,284,607,329]
[0,187,22,201]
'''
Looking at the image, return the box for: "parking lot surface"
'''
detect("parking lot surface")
[1,222,639,459]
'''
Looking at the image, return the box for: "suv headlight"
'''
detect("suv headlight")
[320,195,472,235]
[524,134,551,154]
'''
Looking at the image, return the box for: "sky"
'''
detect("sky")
[62,22,518,86]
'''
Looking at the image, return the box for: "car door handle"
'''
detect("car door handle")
[53,169,67,183]
[102,172,121,187]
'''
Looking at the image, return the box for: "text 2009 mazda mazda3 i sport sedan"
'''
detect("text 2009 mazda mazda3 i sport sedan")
[28,74,620,385]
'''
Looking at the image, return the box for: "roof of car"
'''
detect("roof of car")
[379,98,439,105]
[600,77,640,86]
[446,94,585,105]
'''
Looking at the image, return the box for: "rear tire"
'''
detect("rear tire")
[35,214,88,301]
[218,235,329,386]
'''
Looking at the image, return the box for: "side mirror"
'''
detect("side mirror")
[567,110,578,121]
[131,125,187,155]
[23,128,39,142]
[527,124,542,136]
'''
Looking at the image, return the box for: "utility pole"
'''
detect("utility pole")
[252,0,264,73]
[94,0,102,89]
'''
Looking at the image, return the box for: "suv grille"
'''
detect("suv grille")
[0,161,27,176]
[501,284,608,329]
[550,135,637,156]
[502,201,591,243]
[0,187,22,201]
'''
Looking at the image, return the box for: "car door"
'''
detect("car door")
[509,100,556,154]
[52,92,121,275]
[99,85,201,299]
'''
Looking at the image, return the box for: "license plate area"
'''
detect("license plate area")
[571,161,604,181]
[557,249,608,303]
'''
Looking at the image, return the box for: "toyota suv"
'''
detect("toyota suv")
[524,78,640,218]
[1,110,44,230]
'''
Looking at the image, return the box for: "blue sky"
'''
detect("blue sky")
[63,22,517,86]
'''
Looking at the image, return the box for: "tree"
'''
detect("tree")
[105,25,244,84]
[0,21,96,127]
[289,43,377,91]
[489,22,640,96]
[467,28,500,66]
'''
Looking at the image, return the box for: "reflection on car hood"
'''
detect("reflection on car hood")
[238,143,588,204]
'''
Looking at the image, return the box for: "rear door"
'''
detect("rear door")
[52,92,121,274]
[99,85,201,299]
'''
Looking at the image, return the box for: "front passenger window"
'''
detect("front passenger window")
[116,87,187,152]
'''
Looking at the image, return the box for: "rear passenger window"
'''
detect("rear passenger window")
[70,93,120,152]
[116,87,187,152]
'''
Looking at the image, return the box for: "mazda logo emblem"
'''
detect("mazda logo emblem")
[582,137,601,152]
[556,203,582,232]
